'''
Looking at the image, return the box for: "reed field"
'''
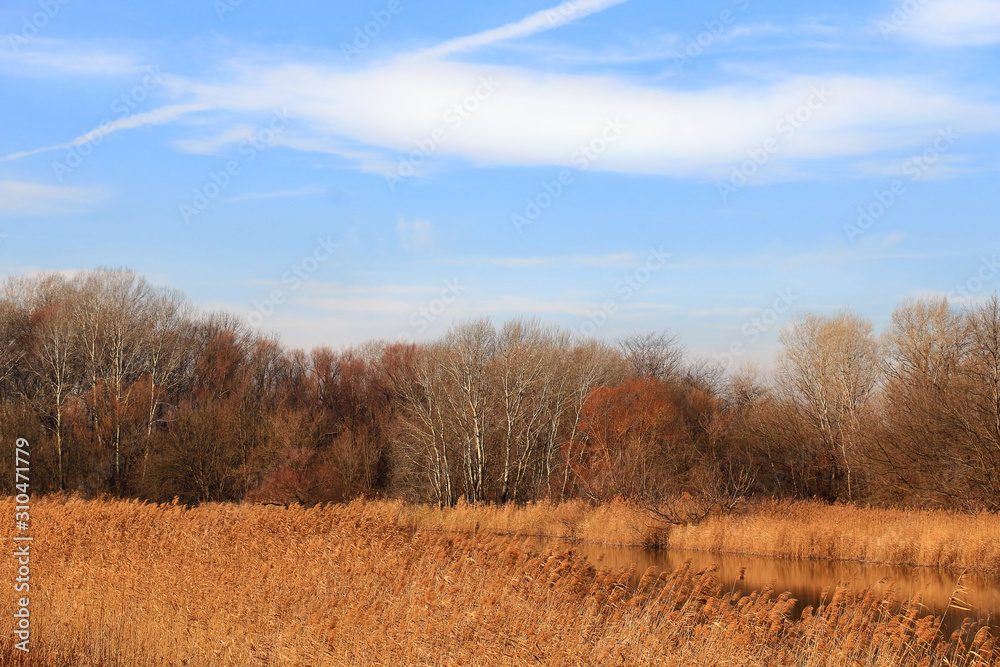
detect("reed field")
[387,498,1000,572]
[0,497,997,666]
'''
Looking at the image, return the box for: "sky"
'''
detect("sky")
[1,0,998,367]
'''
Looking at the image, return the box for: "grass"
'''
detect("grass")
[0,497,996,666]
[667,500,1000,571]
[384,498,1000,572]
[384,497,663,546]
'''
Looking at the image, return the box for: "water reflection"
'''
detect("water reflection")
[537,539,1000,630]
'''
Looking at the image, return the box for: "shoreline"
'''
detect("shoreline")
[3,496,994,666]
[376,497,1000,575]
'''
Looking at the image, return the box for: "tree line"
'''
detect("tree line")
[1,269,998,512]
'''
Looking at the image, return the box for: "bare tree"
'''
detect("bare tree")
[137,290,193,484]
[619,330,684,381]
[776,310,882,500]
[557,341,625,499]
[495,319,576,502]
[68,269,186,492]
[875,297,973,505]
[94,271,153,490]
[441,319,496,502]
[885,296,966,385]
[389,343,456,506]
[19,274,82,491]
[961,295,1000,506]
[0,293,29,391]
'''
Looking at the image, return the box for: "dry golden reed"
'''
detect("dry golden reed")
[388,498,1000,572]
[0,497,995,666]
[666,500,1000,572]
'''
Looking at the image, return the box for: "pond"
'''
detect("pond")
[536,538,1000,631]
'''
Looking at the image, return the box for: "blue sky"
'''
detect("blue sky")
[1,0,998,366]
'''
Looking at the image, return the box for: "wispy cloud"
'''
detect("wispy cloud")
[173,124,260,155]
[666,246,950,273]
[397,217,434,252]
[0,104,208,162]
[0,181,110,215]
[4,2,999,182]
[181,61,1000,179]
[0,40,143,76]
[300,283,454,296]
[493,35,681,67]
[417,0,630,59]
[226,186,324,203]
[130,59,997,182]
[852,153,974,179]
[300,293,622,317]
[445,253,640,268]
[900,0,1000,45]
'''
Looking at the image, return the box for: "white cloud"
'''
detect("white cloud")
[0,40,143,76]
[0,181,110,215]
[396,217,434,252]
[852,152,972,179]
[0,104,209,162]
[173,124,259,155]
[301,292,627,318]
[300,283,452,296]
[160,59,997,179]
[493,34,682,67]
[446,253,640,268]
[418,0,630,59]
[4,2,999,181]
[900,0,1000,45]
[269,134,398,173]
[226,186,324,203]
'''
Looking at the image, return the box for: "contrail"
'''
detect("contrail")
[0,103,208,162]
[418,0,630,59]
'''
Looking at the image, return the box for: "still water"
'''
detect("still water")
[537,539,1000,629]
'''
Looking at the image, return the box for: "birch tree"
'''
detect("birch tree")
[776,310,882,500]
[21,275,82,490]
